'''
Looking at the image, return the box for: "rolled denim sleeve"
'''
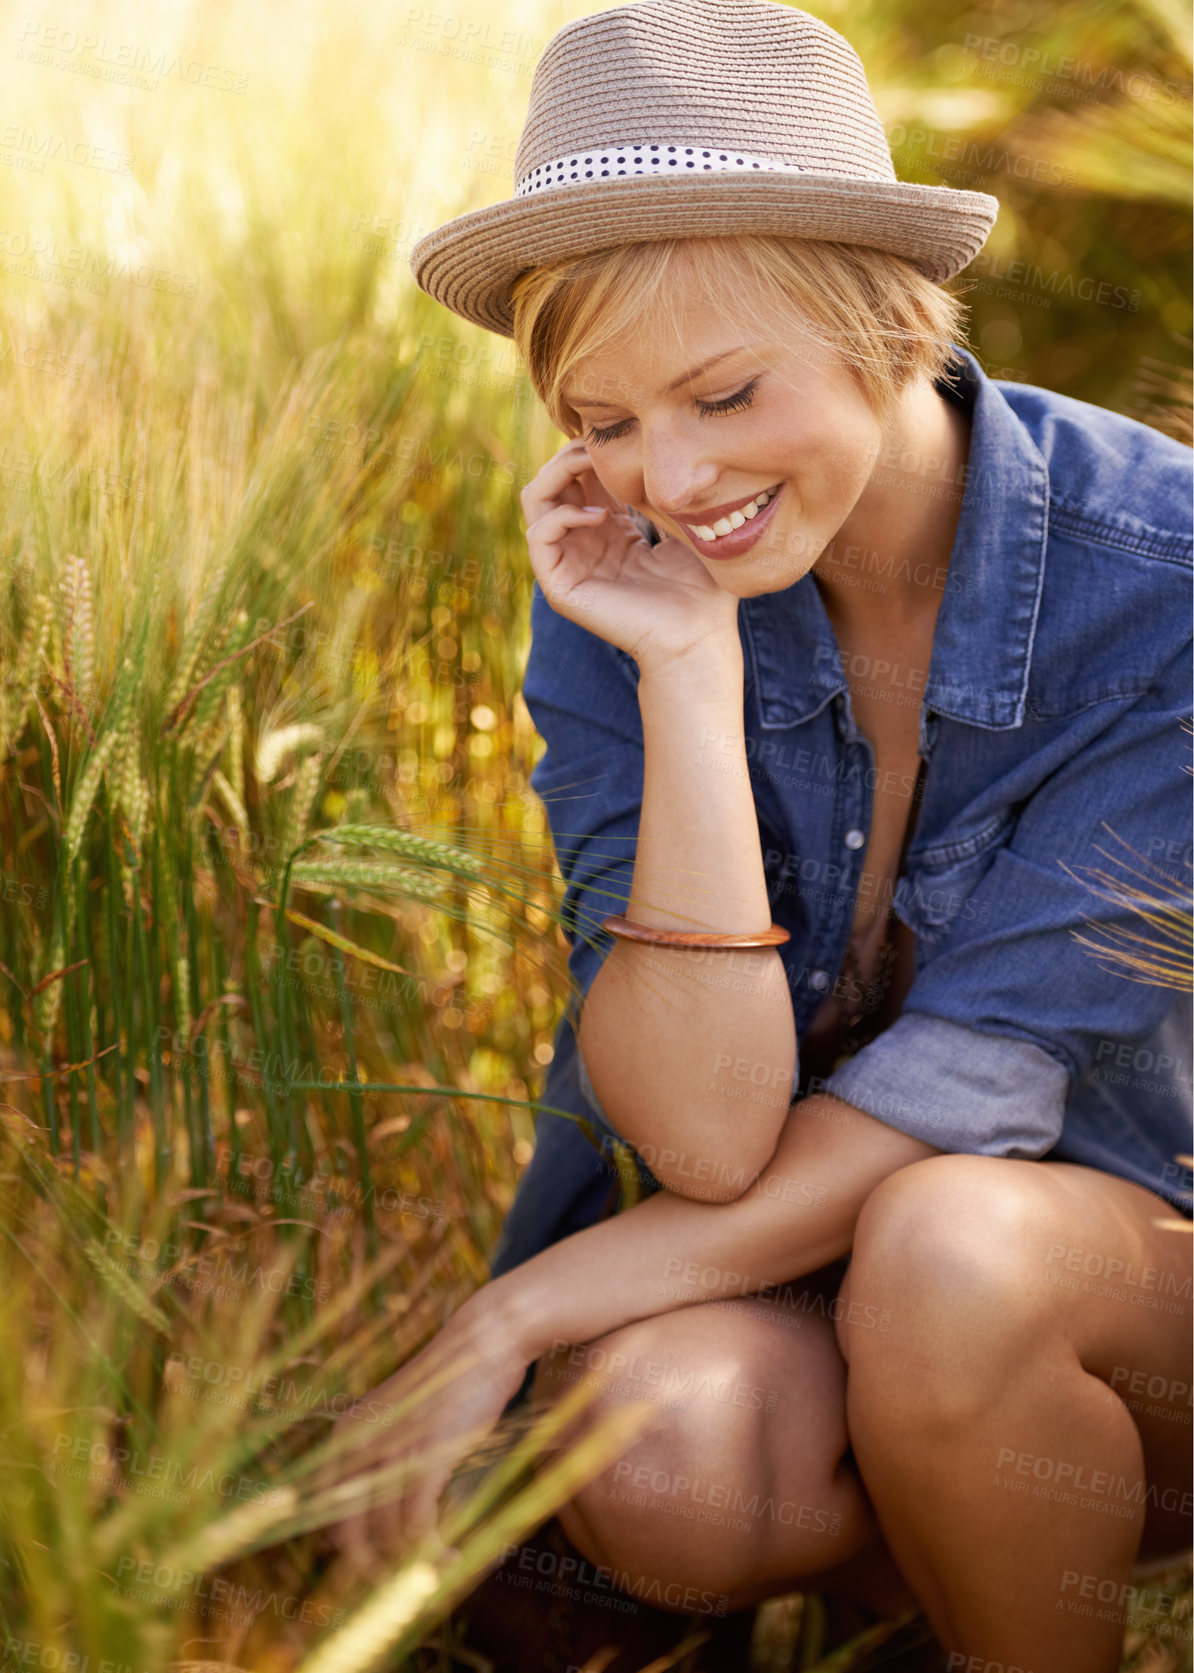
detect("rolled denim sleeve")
[821,1015,1070,1155]
[822,641,1192,1157]
[521,581,645,1002]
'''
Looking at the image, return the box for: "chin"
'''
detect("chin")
[735,538,820,595]
[712,560,810,600]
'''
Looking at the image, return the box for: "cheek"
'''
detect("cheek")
[582,449,621,488]
[595,458,626,493]
[603,462,648,509]
[801,413,880,498]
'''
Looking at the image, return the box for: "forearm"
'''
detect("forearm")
[578,634,797,1194]
[475,1093,938,1366]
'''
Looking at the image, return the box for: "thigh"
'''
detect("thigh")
[840,1155,1192,1553]
[531,1260,849,1461]
[1037,1161,1192,1547]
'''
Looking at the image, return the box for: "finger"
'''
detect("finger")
[522,442,593,520]
[573,463,624,513]
[524,503,606,585]
[519,440,598,524]
[350,1474,429,1563]
[330,1504,374,1565]
[401,1480,440,1545]
[340,1468,418,1559]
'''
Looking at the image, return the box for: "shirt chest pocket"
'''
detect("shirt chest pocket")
[894,807,1018,959]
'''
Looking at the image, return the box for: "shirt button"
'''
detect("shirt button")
[810,969,830,992]
[844,828,866,850]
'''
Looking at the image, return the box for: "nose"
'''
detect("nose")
[637,423,721,522]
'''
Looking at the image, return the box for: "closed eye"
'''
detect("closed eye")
[585,377,761,447]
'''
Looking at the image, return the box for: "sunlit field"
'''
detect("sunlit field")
[0,0,1189,1667]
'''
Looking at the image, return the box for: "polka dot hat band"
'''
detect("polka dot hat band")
[408,0,1000,338]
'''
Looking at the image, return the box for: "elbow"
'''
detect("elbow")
[575,1026,789,1203]
[648,1127,781,1204]
[655,1163,762,1205]
[653,1086,789,1202]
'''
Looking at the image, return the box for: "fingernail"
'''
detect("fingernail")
[582,505,605,513]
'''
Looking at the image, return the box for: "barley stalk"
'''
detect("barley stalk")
[162,549,235,717]
[174,955,192,1043]
[159,1486,300,1575]
[187,610,251,743]
[297,1562,441,1673]
[63,658,140,866]
[32,926,65,1041]
[285,751,324,856]
[61,553,96,724]
[80,1240,172,1334]
[322,582,371,691]
[226,683,245,808]
[317,825,490,884]
[1,591,51,759]
[256,722,323,786]
[210,768,249,834]
[117,719,151,855]
[287,859,451,898]
[63,729,121,867]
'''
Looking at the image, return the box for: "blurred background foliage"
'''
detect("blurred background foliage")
[0,0,1187,1667]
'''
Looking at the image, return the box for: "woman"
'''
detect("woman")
[335,2,1193,1666]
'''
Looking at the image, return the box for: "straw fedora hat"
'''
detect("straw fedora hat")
[408,0,999,338]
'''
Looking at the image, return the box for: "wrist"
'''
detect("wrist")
[456,1272,544,1370]
[635,630,743,685]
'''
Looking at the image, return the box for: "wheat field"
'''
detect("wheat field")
[0,0,1188,1667]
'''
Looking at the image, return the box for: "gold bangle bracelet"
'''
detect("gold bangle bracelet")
[601,914,790,949]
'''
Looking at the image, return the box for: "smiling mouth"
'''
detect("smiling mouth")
[682,484,782,542]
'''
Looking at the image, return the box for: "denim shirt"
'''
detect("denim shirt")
[490,345,1193,1278]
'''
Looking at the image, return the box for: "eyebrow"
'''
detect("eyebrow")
[564,347,751,411]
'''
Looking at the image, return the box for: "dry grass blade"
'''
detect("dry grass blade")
[0,2,1185,1668]
[1059,829,1192,991]
[296,1385,655,1673]
[282,909,415,974]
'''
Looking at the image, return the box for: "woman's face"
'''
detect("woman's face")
[562,261,885,599]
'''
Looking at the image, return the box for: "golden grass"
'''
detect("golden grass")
[0,0,1187,1666]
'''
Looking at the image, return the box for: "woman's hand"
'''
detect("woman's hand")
[321,1294,531,1569]
[520,437,739,670]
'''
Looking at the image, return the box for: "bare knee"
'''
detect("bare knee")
[838,1155,1061,1420]
[541,1308,790,1583]
[537,1298,868,1601]
[848,1155,1054,1316]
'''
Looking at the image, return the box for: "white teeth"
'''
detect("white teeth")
[690,485,778,541]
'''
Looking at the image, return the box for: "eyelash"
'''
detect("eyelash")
[585,377,760,447]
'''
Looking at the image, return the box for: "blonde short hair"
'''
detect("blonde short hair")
[511,235,968,433]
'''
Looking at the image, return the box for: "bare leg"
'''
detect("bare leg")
[838,1155,1192,1671]
[530,1157,1189,1661]
[532,1269,915,1615]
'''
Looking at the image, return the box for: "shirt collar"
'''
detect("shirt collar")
[741,344,1049,733]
